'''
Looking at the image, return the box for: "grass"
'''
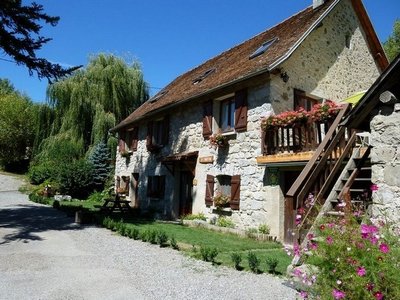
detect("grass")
[29,195,291,275]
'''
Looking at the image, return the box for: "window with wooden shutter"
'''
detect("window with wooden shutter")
[230,175,241,210]
[203,100,213,139]
[146,121,153,151]
[116,176,121,191]
[118,131,126,152]
[205,174,214,207]
[234,89,248,132]
[129,127,139,151]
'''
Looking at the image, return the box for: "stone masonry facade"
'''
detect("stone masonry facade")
[115,0,381,241]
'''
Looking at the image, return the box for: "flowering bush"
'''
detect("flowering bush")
[213,192,230,208]
[209,133,228,148]
[261,108,308,130]
[308,100,342,122]
[292,216,400,299]
[261,100,343,131]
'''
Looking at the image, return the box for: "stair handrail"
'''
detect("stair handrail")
[286,104,351,203]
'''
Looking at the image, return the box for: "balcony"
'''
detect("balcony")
[257,102,343,164]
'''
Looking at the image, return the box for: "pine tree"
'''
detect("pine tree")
[88,142,111,190]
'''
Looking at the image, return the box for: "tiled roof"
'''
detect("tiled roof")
[112,0,358,131]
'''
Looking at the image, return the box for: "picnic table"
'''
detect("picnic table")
[101,194,133,214]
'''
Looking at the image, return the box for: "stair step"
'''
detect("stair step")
[341,177,371,182]
[330,199,364,203]
[325,211,345,217]
[335,188,367,193]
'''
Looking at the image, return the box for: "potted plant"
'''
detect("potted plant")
[209,133,228,148]
[213,192,230,208]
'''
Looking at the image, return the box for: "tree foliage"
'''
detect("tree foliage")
[0,0,79,81]
[0,80,36,167]
[384,19,400,62]
[34,53,148,161]
[88,142,111,190]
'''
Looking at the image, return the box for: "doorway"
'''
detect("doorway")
[179,170,194,216]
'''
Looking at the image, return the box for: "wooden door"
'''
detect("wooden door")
[179,171,193,216]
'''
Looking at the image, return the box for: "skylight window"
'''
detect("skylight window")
[149,90,168,103]
[192,68,216,85]
[249,38,278,59]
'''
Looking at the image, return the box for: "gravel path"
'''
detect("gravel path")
[0,173,297,300]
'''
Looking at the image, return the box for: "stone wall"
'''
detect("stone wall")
[370,106,400,225]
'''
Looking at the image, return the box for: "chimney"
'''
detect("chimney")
[313,0,325,9]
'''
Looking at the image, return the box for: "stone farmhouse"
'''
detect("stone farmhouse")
[111,0,388,243]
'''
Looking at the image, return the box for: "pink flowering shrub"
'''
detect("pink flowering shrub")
[294,216,400,299]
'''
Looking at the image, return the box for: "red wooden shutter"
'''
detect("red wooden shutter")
[130,127,139,151]
[261,130,266,155]
[234,89,248,132]
[230,175,241,210]
[118,131,126,152]
[162,116,169,145]
[205,174,214,207]
[202,100,213,139]
[146,121,153,151]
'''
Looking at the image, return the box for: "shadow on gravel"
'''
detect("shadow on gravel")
[0,204,83,245]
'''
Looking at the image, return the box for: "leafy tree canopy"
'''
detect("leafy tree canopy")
[34,53,148,163]
[384,19,400,62]
[0,87,36,167]
[0,0,79,81]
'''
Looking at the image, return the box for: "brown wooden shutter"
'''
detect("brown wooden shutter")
[116,176,121,190]
[146,121,153,151]
[118,131,126,152]
[202,100,213,139]
[234,89,248,132]
[261,130,266,156]
[130,127,139,151]
[162,116,169,145]
[230,175,241,210]
[205,174,214,207]
[125,177,130,194]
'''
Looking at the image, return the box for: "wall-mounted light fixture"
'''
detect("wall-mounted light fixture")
[280,71,289,83]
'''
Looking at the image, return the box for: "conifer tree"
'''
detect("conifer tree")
[88,142,111,190]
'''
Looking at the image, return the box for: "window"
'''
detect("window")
[204,174,241,210]
[294,89,319,111]
[249,38,278,59]
[118,127,138,152]
[116,175,130,195]
[220,97,235,132]
[146,117,169,152]
[147,175,166,199]
[202,89,248,139]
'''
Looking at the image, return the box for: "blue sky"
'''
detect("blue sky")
[1,0,399,102]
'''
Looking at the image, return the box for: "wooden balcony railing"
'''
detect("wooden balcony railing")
[261,120,335,156]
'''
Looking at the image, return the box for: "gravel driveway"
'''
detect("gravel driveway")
[0,173,297,300]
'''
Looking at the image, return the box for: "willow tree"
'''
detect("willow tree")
[36,53,148,161]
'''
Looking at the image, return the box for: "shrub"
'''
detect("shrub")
[231,252,242,270]
[118,224,127,236]
[216,216,235,228]
[258,224,270,235]
[265,256,278,274]
[170,236,179,250]
[245,228,258,239]
[141,229,150,242]
[87,191,105,203]
[148,230,158,244]
[247,251,260,273]
[128,227,140,240]
[57,159,94,199]
[28,193,52,205]
[28,161,57,184]
[157,231,169,247]
[182,213,207,221]
[294,216,400,300]
[52,200,60,209]
[200,246,219,264]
